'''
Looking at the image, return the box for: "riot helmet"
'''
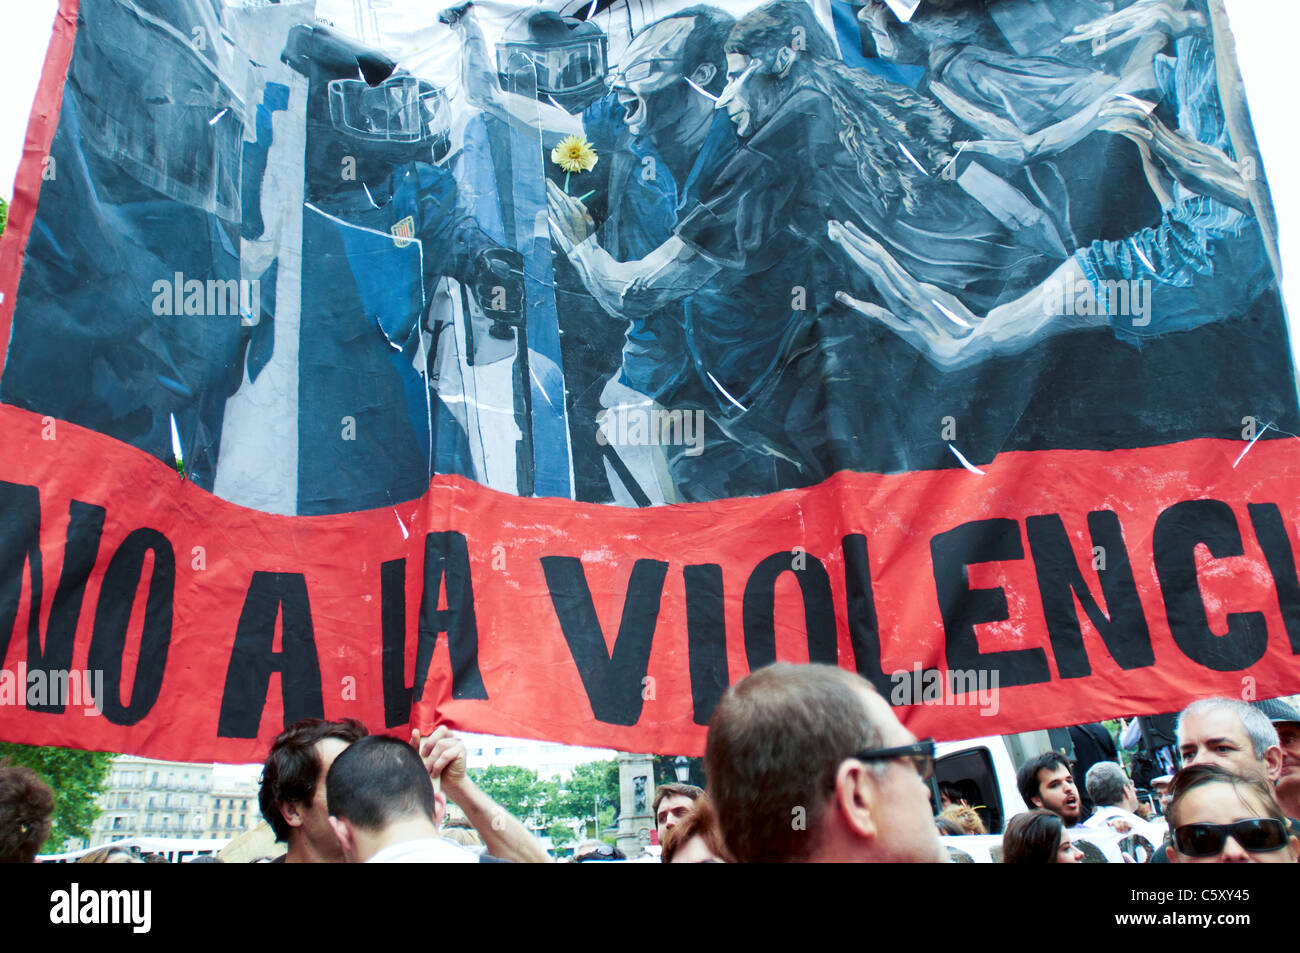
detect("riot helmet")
[329,74,451,158]
[496,11,608,112]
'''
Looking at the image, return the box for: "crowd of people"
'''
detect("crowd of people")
[1,665,1297,863]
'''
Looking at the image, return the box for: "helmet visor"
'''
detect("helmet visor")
[497,38,608,96]
[328,75,448,143]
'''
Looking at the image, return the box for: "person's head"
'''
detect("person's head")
[1003,810,1083,864]
[76,845,143,864]
[612,7,734,146]
[653,782,703,844]
[496,11,607,112]
[1085,761,1137,812]
[705,663,944,863]
[1255,697,1300,815]
[717,0,835,138]
[661,793,731,863]
[259,717,368,861]
[572,839,625,862]
[325,735,443,863]
[1015,753,1080,824]
[935,815,964,837]
[938,783,964,809]
[939,803,986,836]
[1177,698,1282,784]
[0,765,54,863]
[1164,764,1299,863]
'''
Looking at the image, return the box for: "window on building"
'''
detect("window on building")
[226,814,232,828]
[112,817,123,830]
[242,799,248,811]
[212,814,219,828]
[145,814,153,828]
[162,816,169,829]
[240,814,246,827]
[152,772,158,786]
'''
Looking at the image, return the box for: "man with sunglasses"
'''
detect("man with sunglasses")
[1164,764,1298,863]
[705,663,946,863]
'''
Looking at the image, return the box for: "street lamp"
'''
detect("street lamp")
[673,756,690,784]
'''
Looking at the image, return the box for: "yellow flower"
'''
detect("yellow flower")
[551,134,598,174]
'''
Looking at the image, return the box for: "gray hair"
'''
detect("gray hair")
[1084,761,1129,808]
[1177,697,1280,761]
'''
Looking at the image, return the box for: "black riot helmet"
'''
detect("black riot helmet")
[496,11,608,113]
[283,23,451,201]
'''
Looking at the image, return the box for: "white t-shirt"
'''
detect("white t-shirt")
[366,838,481,864]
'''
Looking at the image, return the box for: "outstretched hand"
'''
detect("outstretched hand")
[1065,0,1203,55]
[829,219,988,369]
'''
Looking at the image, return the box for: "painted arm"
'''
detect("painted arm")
[548,179,720,319]
[440,3,582,137]
[828,219,1105,370]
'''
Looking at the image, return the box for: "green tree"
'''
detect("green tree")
[555,759,619,842]
[0,196,7,235]
[468,764,556,826]
[0,743,114,853]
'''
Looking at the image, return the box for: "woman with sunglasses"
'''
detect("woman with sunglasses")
[1165,764,1299,863]
[1002,809,1085,864]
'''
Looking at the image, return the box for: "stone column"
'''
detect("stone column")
[616,752,655,858]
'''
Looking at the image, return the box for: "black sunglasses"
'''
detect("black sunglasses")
[1172,819,1290,857]
[853,739,935,780]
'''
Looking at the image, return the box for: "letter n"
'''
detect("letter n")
[1025,512,1153,678]
[217,572,323,737]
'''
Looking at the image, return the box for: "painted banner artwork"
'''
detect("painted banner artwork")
[1,0,1299,762]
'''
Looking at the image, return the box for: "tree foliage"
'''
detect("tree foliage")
[467,759,620,842]
[0,743,114,853]
[0,196,7,235]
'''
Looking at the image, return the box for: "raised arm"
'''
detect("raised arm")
[412,727,551,863]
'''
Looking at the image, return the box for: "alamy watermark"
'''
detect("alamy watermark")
[596,405,705,457]
[152,272,260,324]
[0,664,103,715]
[1042,277,1151,327]
[889,663,1000,716]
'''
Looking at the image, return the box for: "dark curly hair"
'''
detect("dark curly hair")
[725,0,952,214]
[259,718,368,842]
[0,764,55,863]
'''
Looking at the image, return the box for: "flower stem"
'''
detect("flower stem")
[565,171,571,194]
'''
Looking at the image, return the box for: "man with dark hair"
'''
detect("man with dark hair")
[0,764,55,863]
[259,717,369,863]
[653,782,703,846]
[327,734,548,863]
[326,736,473,863]
[1015,752,1081,827]
[704,663,944,863]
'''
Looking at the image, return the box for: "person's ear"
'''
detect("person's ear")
[1266,745,1284,783]
[1030,795,1044,810]
[774,46,796,76]
[329,816,355,859]
[833,759,878,841]
[433,789,447,830]
[690,62,716,89]
[280,800,305,831]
